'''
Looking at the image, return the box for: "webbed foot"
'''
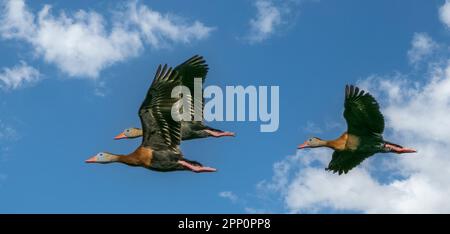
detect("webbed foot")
[204,130,235,138]
[178,160,217,173]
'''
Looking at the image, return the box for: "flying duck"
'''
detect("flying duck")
[298,85,417,175]
[114,55,235,141]
[86,65,216,173]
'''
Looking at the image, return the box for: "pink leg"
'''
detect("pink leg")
[204,130,235,138]
[385,144,417,154]
[178,160,217,173]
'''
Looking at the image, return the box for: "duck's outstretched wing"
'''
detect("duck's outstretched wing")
[174,55,209,120]
[327,150,375,175]
[139,64,182,152]
[343,85,385,136]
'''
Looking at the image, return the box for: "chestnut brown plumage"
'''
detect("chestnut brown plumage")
[298,85,417,175]
[87,64,216,173]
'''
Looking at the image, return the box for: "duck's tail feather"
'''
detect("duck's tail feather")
[205,126,224,133]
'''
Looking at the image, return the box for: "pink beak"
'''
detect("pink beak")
[85,156,97,163]
[298,142,308,149]
[114,132,127,140]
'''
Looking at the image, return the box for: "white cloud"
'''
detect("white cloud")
[125,1,214,48]
[257,46,450,214]
[0,0,141,78]
[0,61,41,90]
[439,0,450,28]
[247,0,283,43]
[0,0,214,79]
[245,0,313,43]
[407,33,437,65]
[219,191,238,203]
[0,0,35,39]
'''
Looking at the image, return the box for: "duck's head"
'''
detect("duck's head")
[85,152,118,164]
[114,128,143,140]
[298,137,325,149]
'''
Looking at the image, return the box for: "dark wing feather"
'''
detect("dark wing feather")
[139,64,182,152]
[327,150,375,175]
[174,55,209,120]
[344,85,385,136]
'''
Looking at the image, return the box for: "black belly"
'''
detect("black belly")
[146,150,185,172]
[355,134,384,153]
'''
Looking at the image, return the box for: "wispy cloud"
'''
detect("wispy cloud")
[124,1,214,48]
[0,0,214,79]
[0,119,20,186]
[246,0,283,43]
[407,33,438,65]
[303,121,323,134]
[219,191,239,203]
[244,207,268,214]
[0,61,41,90]
[0,120,18,140]
[0,119,19,164]
[245,0,314,44]
[218,190,275,214]
[439,0,450,28]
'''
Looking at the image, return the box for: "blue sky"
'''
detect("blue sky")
[1,0,450,214]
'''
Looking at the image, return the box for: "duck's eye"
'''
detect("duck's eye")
[126,129,130,132]
[99,153,103,156]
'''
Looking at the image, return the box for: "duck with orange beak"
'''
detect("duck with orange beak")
[113,55,235,141]
[298,85,417,175]
[87,64,216,173]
